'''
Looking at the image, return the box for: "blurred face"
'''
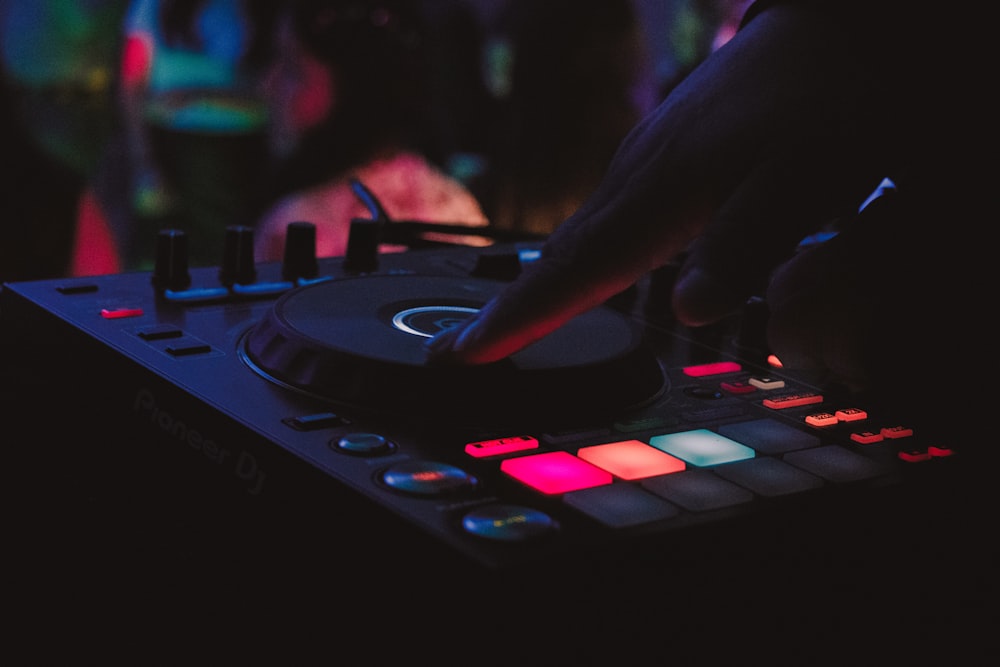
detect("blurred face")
[262,15,333,159]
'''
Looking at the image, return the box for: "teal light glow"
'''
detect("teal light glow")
[649,429,755,467]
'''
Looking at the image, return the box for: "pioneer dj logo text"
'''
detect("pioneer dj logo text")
[132,388,266,495]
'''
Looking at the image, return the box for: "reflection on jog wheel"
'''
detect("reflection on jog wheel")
[241,274,666,429]
[390,306,478,338]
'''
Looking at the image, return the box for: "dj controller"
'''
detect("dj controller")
[0,222,962,573]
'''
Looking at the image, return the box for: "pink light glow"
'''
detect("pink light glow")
[500,451,612,495]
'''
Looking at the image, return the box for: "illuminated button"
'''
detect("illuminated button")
[462,504,558,542]
[720,380,757,394]
[231,281,293,297]
[762,392,824,409]
[805,412,839,428]
[648,429,755,467]
[164,286,229,302]
[576,440,686,480]
[380,460,477,496]
[714,457,824,497]
[882,425,914,439]
[850,430,884,444]
[784,445,890,483]
[682,361,742,377]
[334,432,394,456]
[897,444,931,463]
[642,469,754,512]
[835,408,868,422]
[748,376,785,390]
[929,444,955,458]
[563,484,680,528]
[718,419,819,455]
[464,435,538,459]
[500,451,612,495]
[101,307,144,319]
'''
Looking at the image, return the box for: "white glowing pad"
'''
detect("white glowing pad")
[648,429,755,467]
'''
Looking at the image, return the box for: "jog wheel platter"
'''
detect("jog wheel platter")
[242,274,667,429]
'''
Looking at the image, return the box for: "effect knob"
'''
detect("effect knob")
[343,218,380,273]
[219,225,257,286]
[152,228,191,292]
[282,221,319,281]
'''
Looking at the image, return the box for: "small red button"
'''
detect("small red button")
[101,307,144,319]
[682,361,741,377]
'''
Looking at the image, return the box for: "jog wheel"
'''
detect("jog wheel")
[242,275,666,430]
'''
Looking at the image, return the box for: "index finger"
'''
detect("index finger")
[423,206,691,365]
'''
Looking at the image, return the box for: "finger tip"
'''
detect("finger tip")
[423,334,457,365]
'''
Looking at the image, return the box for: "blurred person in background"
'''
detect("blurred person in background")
[643,0,755,97]
[252,0,490,263]
[0,0,127,282]
[412,0,497,188]
[474,0,660,238]
[71,0,279,275]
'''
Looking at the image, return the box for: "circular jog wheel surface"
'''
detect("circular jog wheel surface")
[242,274,666,430]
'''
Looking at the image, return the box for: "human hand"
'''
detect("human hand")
[425,3,895,369]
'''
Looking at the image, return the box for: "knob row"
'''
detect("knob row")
[152,222,319,292]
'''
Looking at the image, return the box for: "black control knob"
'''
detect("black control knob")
[282,221,318,281]
[219,225,257,286]
[735,295,771,361]
[152,228,191,292]
[343,218,381,273]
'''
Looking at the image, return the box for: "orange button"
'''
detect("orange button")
[762,392,824,409]
[851,431,884,444]
[805,412,838,427]
[835,408,868,422]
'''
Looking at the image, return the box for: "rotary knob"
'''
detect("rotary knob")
[219,225,257,286]
[282,221,319,281]
[151,228,191,292]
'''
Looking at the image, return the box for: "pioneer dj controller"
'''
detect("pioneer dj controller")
[0,223,960,571]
